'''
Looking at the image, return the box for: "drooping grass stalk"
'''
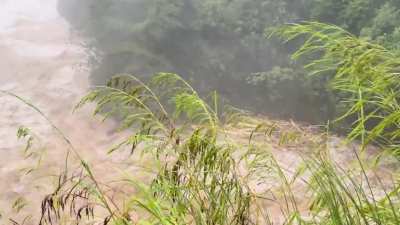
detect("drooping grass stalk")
[71,72,399,225]
[272,22,400,224]
[0,90,118,224]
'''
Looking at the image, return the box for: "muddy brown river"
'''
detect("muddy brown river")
[0,0,133,223]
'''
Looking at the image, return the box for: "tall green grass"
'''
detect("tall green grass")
[35,74,399,225]
[4,23,400,225]
[273,22,400,152]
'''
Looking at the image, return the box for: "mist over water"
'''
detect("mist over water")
[0,0,59,32]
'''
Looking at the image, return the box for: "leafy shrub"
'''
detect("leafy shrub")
[247,66,334,122]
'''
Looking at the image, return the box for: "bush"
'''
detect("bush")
[247,66,334,122]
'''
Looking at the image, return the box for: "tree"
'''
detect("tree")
[58,0,400,122]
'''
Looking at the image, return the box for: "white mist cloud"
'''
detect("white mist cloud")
[0,0,59,32]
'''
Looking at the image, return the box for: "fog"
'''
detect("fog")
[0,0,58,31]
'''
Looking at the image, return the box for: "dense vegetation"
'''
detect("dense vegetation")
[3,1,400,224]
[58,0,400,122]
[275,22,400,150]
[4,21,400,224]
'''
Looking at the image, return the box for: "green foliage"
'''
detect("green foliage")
[58,0,300,117]
[360,2,400,50]
[274,22,400,152]
[40,73,259,225]
[78,74,254,224]
[305,153,400,225]
[248,66,333,121]
[58,0,400,122]
[76,73,219,154]
[7,1,400,223]
[3,72,400,225]
[307,0,400,49]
